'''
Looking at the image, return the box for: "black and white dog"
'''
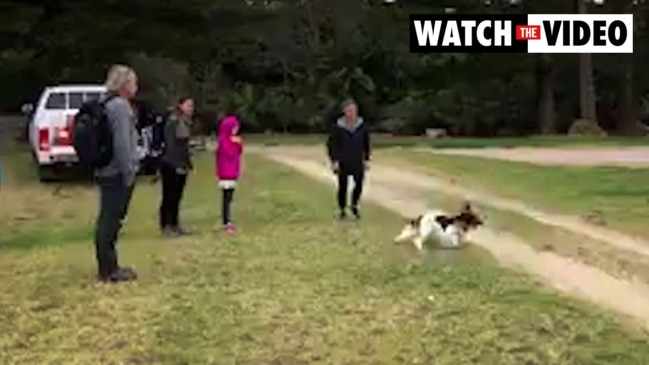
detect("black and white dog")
[394,203,483,251]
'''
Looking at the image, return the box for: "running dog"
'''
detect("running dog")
[394,203,483,251]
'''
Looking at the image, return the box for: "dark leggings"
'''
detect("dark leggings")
[337,169,364,210]
[222,188,235,225]
[159,163,187,229]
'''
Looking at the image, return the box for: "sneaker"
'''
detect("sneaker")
[351,206,361,220]
[224,223,237,234]
[172,226,190,236]
[162,226,181,238]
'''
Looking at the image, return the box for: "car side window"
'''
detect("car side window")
[45,93,66,110]
[85,92,100,101]
[69,92,84,109]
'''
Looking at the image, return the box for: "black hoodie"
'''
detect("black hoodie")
[326,116,371,172]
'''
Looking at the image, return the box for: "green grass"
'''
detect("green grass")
[246,133,649,149]
[2,146,649,364]
[384,149,649,240]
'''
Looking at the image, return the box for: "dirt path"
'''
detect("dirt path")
[428,147,649,168]
[255,145,649,327]
[379,156,649,261]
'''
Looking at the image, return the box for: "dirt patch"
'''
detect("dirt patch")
[428,147,649,168]
[256,145,649,328]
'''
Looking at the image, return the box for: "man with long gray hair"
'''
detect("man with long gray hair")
[326,99,371,220]
[94,64,140,283]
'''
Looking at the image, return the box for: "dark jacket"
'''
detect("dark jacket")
[326,116,371,171]
[161,113,192,171]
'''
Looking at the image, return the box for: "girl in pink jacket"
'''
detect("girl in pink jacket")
[216,115,243,233]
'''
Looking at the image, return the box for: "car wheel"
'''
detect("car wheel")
[37,165,56,183]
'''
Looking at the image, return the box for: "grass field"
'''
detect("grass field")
[3,144,649,364]
[384,149,649,240]
[249,133,649,149]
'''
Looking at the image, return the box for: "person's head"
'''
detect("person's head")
[176,97,195,118]
[219,115,240,137]
[105,64,138,99]
[341,98,358,125]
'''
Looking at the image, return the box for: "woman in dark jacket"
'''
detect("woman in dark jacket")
[159,97,194,236]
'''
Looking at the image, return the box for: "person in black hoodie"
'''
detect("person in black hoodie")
[326,99,371,220]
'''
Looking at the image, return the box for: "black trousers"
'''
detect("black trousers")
[94,174,135,277]
[159,163,187,229]
[221,188,235,225]
[337,167,365,210]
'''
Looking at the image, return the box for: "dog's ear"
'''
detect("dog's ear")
[460,201,483,225]
[409,215,423,226]
[457,211,483,229]
[475,214,484,225]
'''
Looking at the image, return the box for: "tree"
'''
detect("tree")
[570,0,606,135]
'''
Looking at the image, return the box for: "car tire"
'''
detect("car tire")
[37,165,57,183]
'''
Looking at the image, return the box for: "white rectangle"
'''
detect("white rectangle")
[527,14,633,53]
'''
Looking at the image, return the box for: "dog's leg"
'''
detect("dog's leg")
[450,234,461,248]
[413,236,424,251]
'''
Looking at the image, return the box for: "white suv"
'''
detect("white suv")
[23,85,107,181]
[23,85,154,181]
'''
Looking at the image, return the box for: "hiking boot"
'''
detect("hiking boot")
[98,267,137,283]
[114,267,138,281]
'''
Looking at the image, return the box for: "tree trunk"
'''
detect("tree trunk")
[570,0,605,135]
[537,54,556,134]
[618,54,636,134]
[579,52,598,123]
[615,0,646,135]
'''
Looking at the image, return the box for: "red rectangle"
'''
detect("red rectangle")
[516,25,541,40]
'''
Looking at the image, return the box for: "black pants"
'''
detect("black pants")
[221,188,235,225]
[337,168,365,210]
[159,163,187,229]
[94,175,135,277]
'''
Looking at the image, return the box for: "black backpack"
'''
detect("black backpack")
[72,94,116,170]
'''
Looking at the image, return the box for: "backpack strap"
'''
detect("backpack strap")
[100,92,118,106]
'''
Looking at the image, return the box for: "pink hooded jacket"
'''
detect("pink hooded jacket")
[215,116,243,180]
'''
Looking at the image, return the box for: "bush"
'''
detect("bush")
[568,119,608,136]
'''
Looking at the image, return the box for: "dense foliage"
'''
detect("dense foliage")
[1,0,649,135]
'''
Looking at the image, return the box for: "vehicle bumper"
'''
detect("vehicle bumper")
[36,146,78,165]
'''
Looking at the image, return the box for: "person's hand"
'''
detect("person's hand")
[231,136,242,144]
[176,167,187,174]
[331,161,339,174]
[364,160,370,171]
